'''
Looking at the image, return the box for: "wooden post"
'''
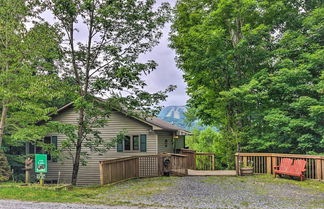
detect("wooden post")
[108,164,112,184]
[315,159,322,180]
[322,159,324,181]
[99,161,104,185]
[211,155,215,170]
[266,156,272,174]
[122,160,126,180]
[24,158,33,185]
[235,154,240,176]
[25,169,30,184]
[272,157,277,176]
[243,156,247,167]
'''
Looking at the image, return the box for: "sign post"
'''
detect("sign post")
[35,154,48,186]
[24,157,33,184]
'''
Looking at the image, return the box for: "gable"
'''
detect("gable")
[52,106,153,132]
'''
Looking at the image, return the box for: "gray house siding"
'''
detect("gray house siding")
[39,106,188,185]
[45,107,160,185]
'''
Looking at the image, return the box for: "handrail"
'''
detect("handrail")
[235,153,324,159]
[235,153,324,181]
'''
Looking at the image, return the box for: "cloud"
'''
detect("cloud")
[139,0,189,107]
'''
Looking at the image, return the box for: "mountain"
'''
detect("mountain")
[158,106,219,131]
[157,106,201,131]
[158,105,186,128]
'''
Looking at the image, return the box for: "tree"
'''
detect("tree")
[234,6,324,154]
[0,0,66,149]
[186,127,236,169]
[44,0,174,185]
[171,0,323,156]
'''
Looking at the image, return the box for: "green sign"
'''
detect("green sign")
[35,154,48,173]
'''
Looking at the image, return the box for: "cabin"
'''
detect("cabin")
[25,103,190,185]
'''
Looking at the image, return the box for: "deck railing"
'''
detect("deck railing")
[99,156,139,185]
[195,153,215,170]
[235,153,324,180]
[99,153,192,185]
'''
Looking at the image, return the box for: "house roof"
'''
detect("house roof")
[54,102,191,135]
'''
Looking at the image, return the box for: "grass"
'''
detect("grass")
[0,177,176,207]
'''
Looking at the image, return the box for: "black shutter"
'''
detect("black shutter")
[51,136,58,149]
[140,134,147,152]
[51,136,58,162]
[117,138,123,152]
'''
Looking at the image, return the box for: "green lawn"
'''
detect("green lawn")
[0,177,176,207]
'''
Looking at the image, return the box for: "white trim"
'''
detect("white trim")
[155,134,159,154]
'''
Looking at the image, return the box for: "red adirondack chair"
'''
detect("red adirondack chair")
[274,158,293,177]
[274,158,307,181]
[286,159,307,181]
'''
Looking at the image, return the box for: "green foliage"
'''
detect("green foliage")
[186,128,236,169]
[171,0,323,157]
[43,0,174,184]
[0,150,11,182]
[0,0,71,179]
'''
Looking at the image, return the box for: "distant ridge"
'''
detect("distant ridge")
[157,105,206,131]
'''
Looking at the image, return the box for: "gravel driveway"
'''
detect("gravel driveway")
[0,199,161,209]
[1,176,323,209]
[102,176,324,209]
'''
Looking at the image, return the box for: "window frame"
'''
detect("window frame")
[123,134,141,152]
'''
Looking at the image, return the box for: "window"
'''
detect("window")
[26,136,58,162]
[117,134,146,152]
[164,139,168,147]
[124,135,139,151]
[124,136,131,151]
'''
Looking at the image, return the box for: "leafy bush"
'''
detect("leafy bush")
[186,128,237,169]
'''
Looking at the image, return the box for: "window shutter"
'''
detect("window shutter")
[117,138,123,152]
[51,136,58,149]
[140,134,147,152]
[51,136,58,162]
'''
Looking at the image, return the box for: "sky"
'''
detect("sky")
[139,0,189,107]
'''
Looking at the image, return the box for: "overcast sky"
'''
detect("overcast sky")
[139,0,189,107]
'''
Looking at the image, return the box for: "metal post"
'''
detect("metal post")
[40,173,44,186]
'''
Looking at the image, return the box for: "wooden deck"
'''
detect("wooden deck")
[187,169,237,176]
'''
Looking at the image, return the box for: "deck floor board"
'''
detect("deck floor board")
[187,169,236,176]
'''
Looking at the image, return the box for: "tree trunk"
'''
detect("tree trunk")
[0,103,9,147]
[71,107,85,186]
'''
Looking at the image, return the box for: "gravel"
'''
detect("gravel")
[129,176,324,209]
[0,199,161,209]
[1,176,323,209]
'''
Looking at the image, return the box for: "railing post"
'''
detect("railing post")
[235,153,240,176]
[315,159,322,180]
[272,156,277,176]
[243,156,247,167]
[267,156,272,174]
[108,163,112,183]
[99,161,104,185]
[122,160,126,180]
[211,154,215,170]
[135,157,139,178]
[322,158,324,181]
